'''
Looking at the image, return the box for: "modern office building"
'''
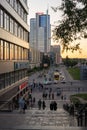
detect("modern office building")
[29,11,51,68]
[0,0,29,92]
[30,12,51,53]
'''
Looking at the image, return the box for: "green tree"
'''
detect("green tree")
[52,0,87,52]
[63,56,78,67]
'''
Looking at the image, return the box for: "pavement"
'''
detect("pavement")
[0,88,77,130]
[0,105,77,130]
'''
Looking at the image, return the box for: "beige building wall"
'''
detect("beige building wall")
[0,28,29,49]
[29,47,40,68]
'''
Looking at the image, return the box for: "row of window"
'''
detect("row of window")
[0,40,29,60]
[6,0,27,23]
[0,8,29,42]
[0,69,27,90]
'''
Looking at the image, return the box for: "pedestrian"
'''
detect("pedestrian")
[42,100,46,110]
[18,96,26,113]
[32,97,35,106]
[50,101,53,110]
[64,95,66,100]
[38,99,42,110]
[49,93,51,99]
[23,98,27,113]
[61,95,63,100]
[53,101,57,111]
[52,93,54,100]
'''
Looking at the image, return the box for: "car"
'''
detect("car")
[53,80,58,84]
[61,80,66,84]
[56,87,61,96]
[43,80,52,85]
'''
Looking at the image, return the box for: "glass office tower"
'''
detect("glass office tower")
[39,14,51,53]
[30,11,51,53]
[36,12,51,53]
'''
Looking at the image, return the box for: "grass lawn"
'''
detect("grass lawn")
[71,93,87,100]
[70,93,87,104]
[67,67,80,80]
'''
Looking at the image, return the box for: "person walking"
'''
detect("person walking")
[19,96,26,113]
[38,99,42,110]
[42,100,46,110]
[49,92,51,99]
[52,92,54,100]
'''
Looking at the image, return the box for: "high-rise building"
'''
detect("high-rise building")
[0,0,29,92]
[30,11,51,53]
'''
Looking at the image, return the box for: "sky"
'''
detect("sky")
[28,0,87,59]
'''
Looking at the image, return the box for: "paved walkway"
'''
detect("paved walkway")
[0,107,77,130]
[0,89,77,130]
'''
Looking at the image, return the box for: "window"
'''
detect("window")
[14,0,18,12]
[7,15,10,31]
[0,9,4,27]
[4,13,7,30]
[24,12,27,22]
[10,18,14,33]
[15,45,17,60]
[18,25,21,38]
[10,0,14,7]
[10,44,14,60]
[4,42,10,60]
[18,3,21,15]
[0,40,4,60]
[14,22,18,36]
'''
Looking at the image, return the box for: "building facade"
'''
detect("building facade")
[50,45,62,65]
[29,11,51,68]
[0,0,29,91]
[36,12,51,53]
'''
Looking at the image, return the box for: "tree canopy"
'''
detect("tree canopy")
[52,0,87,52]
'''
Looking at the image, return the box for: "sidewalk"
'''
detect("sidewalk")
[0,106,77,130]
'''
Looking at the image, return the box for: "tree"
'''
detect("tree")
[52,0,87,52]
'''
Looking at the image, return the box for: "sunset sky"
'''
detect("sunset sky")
[28,0,87,58]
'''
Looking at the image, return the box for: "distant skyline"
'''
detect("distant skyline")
[28,0,87,58]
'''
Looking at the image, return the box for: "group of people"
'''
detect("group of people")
[50,101,57,111]
[38,99,46,110]
[42,92,54,100]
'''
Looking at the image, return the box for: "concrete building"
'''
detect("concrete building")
[29,11,51,68]
[36,11,51,53]
[0,0,29,91]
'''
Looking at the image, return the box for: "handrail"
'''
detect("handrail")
[0,85,29,111]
